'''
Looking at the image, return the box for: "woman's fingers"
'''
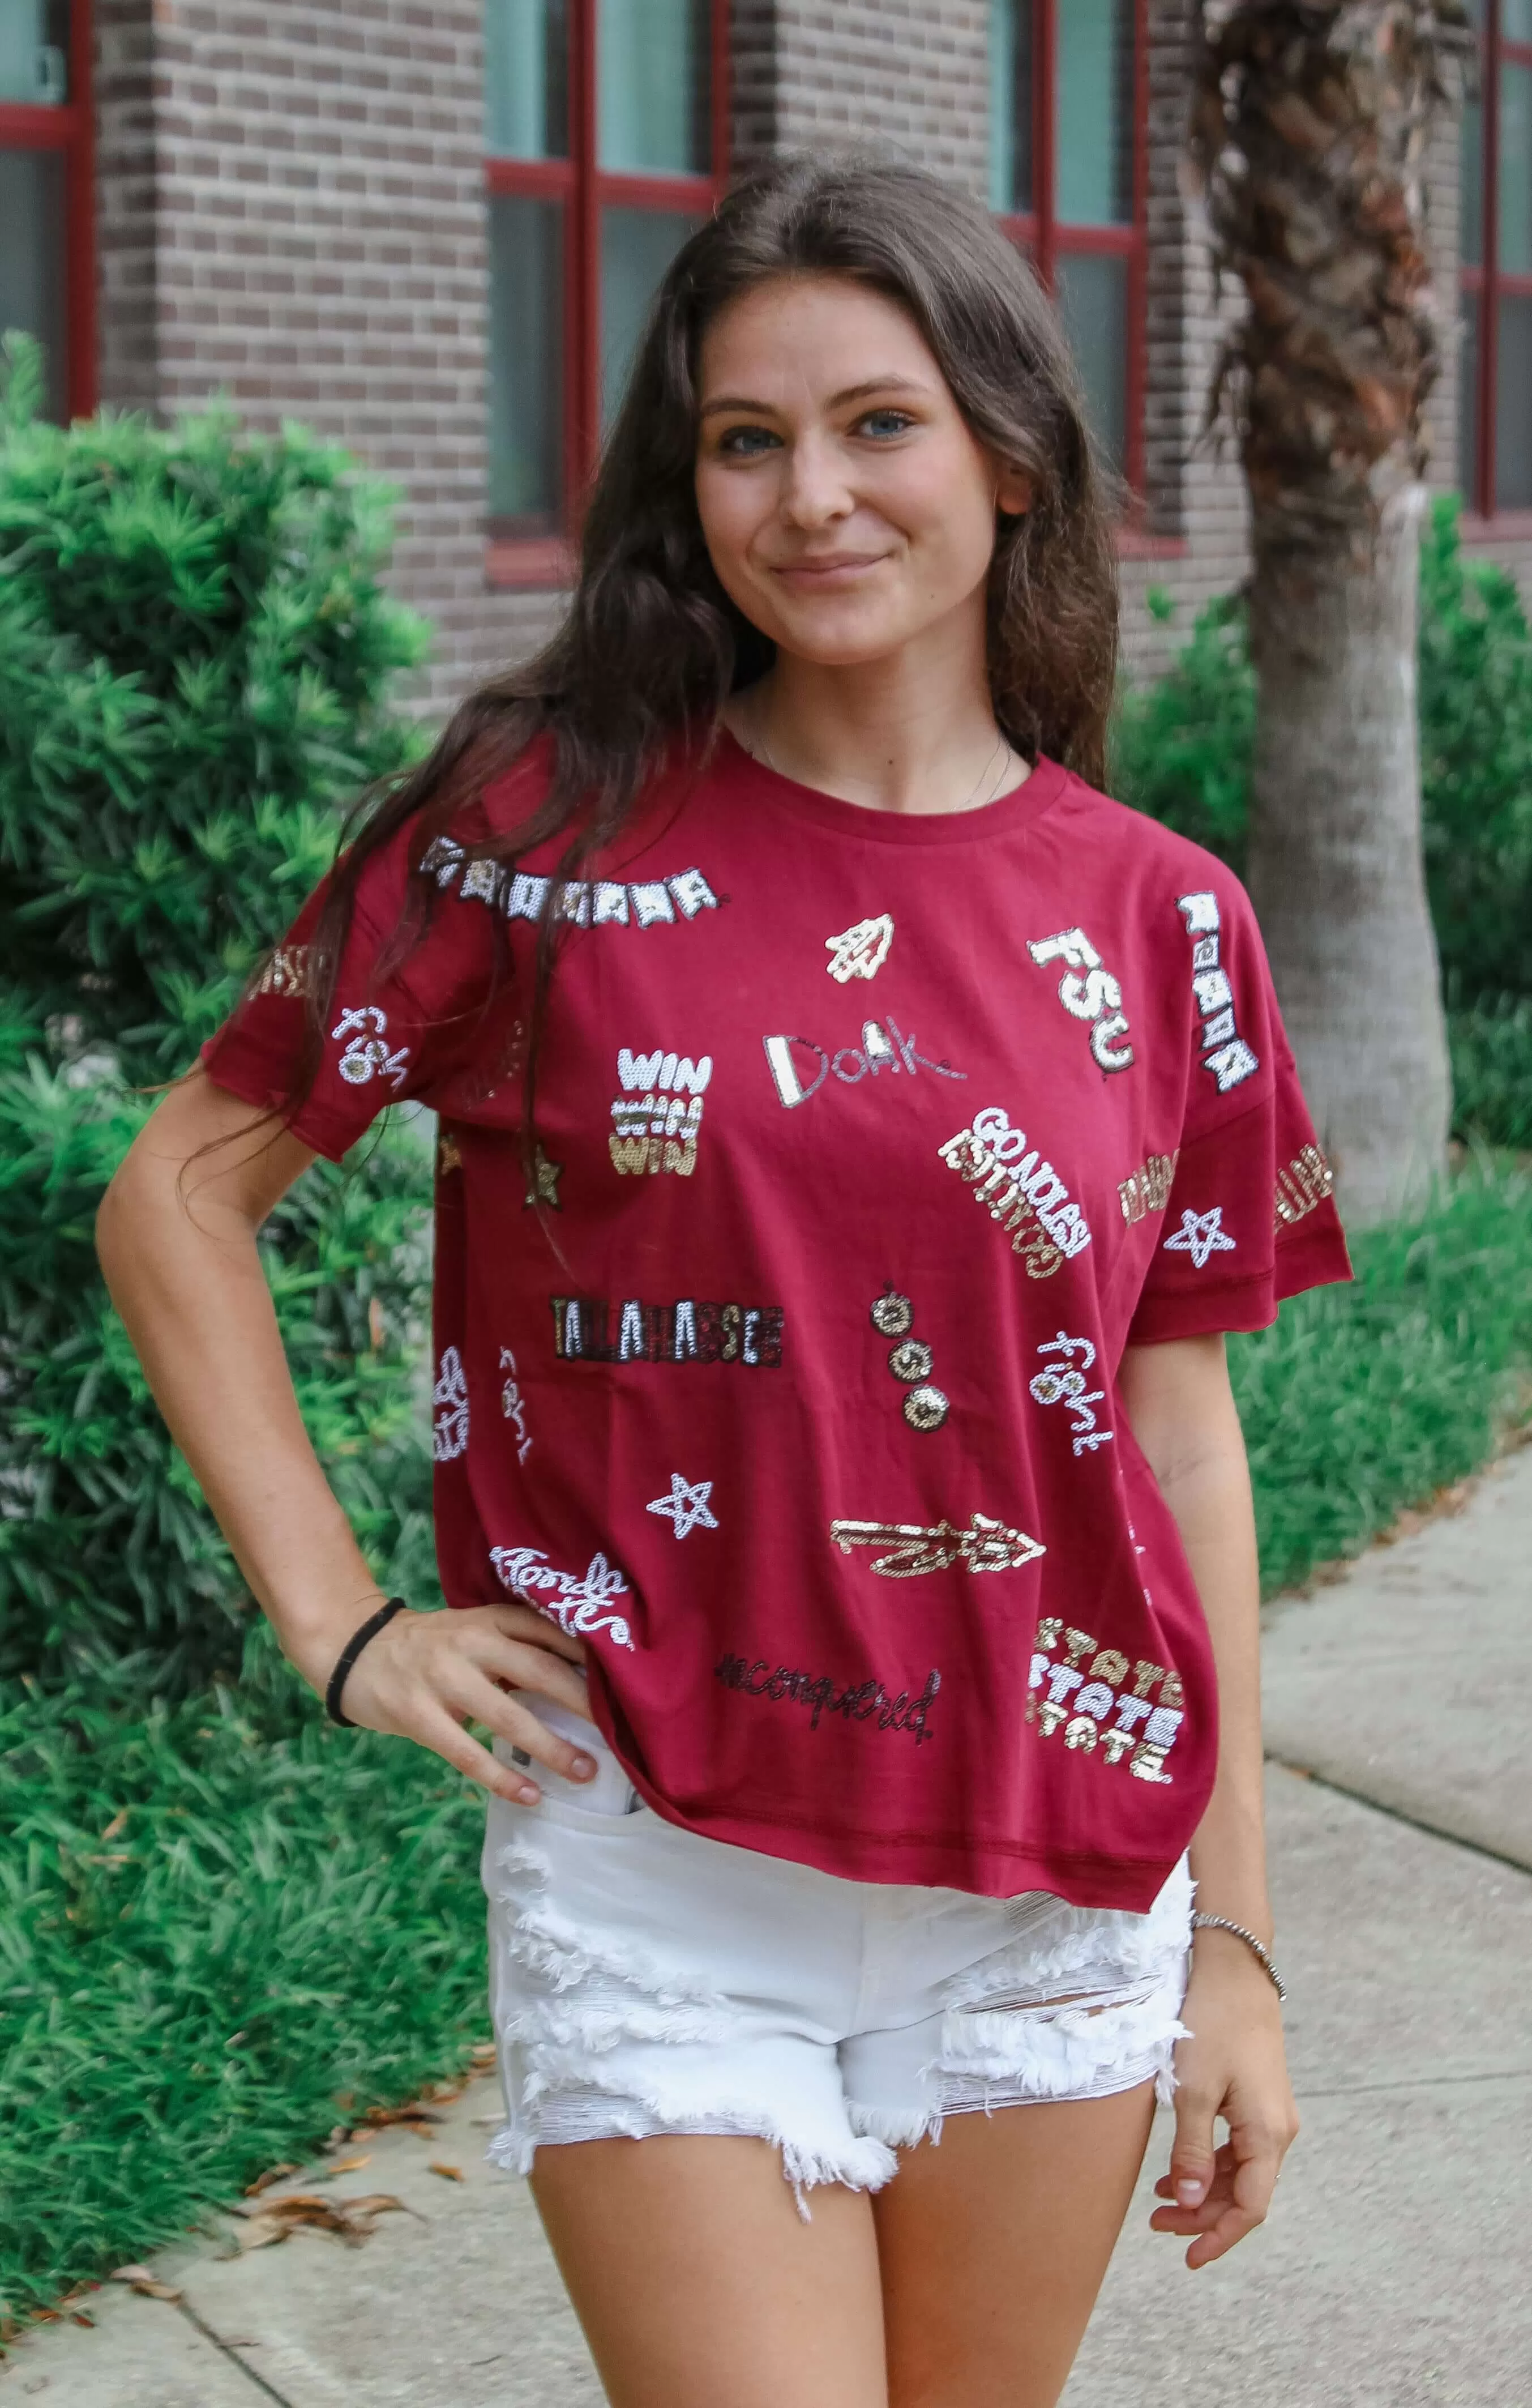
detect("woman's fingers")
[459,1628,596,1722]
[1150,2126,1287,2266]
[441,1660,600,1784]
[479,1601,588,1665]
[413,1699,542,1805]
[332,1607,603,1797]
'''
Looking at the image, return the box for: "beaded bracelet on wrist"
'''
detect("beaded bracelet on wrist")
[1190,1911,1289,2003]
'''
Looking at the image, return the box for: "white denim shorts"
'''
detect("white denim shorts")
[481,1710,1193,2207]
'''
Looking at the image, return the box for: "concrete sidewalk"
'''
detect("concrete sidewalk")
[8,1450,1532,2406]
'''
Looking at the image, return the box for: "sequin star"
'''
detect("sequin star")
[523,1143,563,1209]
[1163,1206,1237,1270]
[646,1473,718,1540]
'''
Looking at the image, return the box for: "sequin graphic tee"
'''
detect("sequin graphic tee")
[203,737,1351,1909]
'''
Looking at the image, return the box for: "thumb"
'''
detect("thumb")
[1169,2086,1218,2209]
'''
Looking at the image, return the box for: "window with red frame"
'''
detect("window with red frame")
[1461,1,1532,514]
[0,0,92,422]
[485,0,728,578]
[988,0,1146,488]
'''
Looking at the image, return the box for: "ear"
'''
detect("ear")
[995,461,1033,518]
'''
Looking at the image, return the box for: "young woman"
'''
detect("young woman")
[99,156,1350,2408]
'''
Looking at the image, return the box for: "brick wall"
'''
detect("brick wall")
[91,2,1521,720]
[96,0,554,714]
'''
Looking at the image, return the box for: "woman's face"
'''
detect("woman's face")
[694,274,1029,669]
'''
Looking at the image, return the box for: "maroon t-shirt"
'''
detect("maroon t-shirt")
[203,734,1351,1909]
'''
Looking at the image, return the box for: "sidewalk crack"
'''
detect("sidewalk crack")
[1265,1754,1532,1879]
[174,2299,297,2407]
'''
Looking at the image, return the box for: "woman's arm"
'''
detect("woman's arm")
[1117,1331,1298,2268]
[96,1069,597,1802]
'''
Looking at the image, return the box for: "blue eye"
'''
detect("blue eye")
[716,425,781,456]
[859,410,915,439]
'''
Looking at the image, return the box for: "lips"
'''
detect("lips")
[769,553,891,581]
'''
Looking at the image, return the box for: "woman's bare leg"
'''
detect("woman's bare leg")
[530,2134,889,2408]
[873,2082,1157,2408]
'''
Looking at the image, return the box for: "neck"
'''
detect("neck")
[730,608,1026,817]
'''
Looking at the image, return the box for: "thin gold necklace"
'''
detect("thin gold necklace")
[748,708,1017,814]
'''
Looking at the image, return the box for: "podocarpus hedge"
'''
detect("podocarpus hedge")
[0,335,438,1696]
[1112,499,1532,1145]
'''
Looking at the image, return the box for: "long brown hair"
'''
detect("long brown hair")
[286,151,1120,1149]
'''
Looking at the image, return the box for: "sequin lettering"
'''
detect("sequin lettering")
[714,1654,940,1745]
[1026,927,1135,1071]
[825,914,895,983]
[763,1018,965,1109]
[498,1345,532,1466]
[420,838,721,932]
[432,1345,469,1461]
[490,1545,636,1651]
[1119,1151,1179,1225]
[1027,1630,1183,1783]
[609,1045,713,1176]
[1028,1332,1114,1455]
[1274,1142,1335,1229]
[550,1295,784,1367]
[1176,893,1260,1092]
[331,1004,410,1089]
[829,1511,1046,1577]
[938,1107,1093,1276]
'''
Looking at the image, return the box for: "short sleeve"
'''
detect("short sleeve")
[1127,876,1353,1346]
[200,814,515,1163]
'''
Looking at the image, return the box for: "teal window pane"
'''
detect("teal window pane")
[485,0,568,160]
[1055,250,1127,471]
[0,0,67,105]
[1504,0,1532,39]
[488,193,564,527]
[1495,294,1532,508]
[1501,65,1532,275]
[1056,0,1133,228]
[988,0,1033,216]
[1459,292,1480,502]
[1461,96,1483,268]
[598,0,709,175]
[601,207,699,420]
[0,147,66,419]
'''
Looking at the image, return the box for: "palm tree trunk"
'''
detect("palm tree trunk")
[1191,1,1473,1221]
[1247,481,1449,1222]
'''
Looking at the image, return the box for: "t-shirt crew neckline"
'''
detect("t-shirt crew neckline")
[716,726,1069,846]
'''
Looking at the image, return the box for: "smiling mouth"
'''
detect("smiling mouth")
[770,554,891,579]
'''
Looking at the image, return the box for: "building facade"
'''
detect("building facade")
[0,1,1521,712]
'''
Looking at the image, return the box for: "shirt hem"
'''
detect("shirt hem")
[626,1784,1183,1911]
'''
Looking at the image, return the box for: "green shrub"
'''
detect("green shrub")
[0,335,438,1694]
[1446,993,1532,1151]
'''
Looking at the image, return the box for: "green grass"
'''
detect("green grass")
[1234,1157,1532,1595]
[0,1653,489,2336]
[3,1162,1531,2333]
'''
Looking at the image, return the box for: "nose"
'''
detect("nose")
[777,429,855,531]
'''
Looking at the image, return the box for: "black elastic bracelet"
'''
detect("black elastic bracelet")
[324,1596,408,1728]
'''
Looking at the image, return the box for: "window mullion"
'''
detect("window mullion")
[1035,0,1056,287]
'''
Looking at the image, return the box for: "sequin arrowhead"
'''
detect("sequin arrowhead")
[829,1512,1046,1578]
[825,914,895,983]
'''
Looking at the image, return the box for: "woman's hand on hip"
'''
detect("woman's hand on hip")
[332,1602,597,1804]
[1150,1939,1298,2268]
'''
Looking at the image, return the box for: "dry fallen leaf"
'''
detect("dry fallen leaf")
[352,2104,444,2133]
[236,2192,406,2252]
[469,2040,498,2065]
[101,1810,130,1841]
[428,2162,464,2182]
[110,2268,183,2303]
[324,2154,373,2174]
[243,2162,301,2197]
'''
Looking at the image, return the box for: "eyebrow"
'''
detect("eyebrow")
[697,375,930,420]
